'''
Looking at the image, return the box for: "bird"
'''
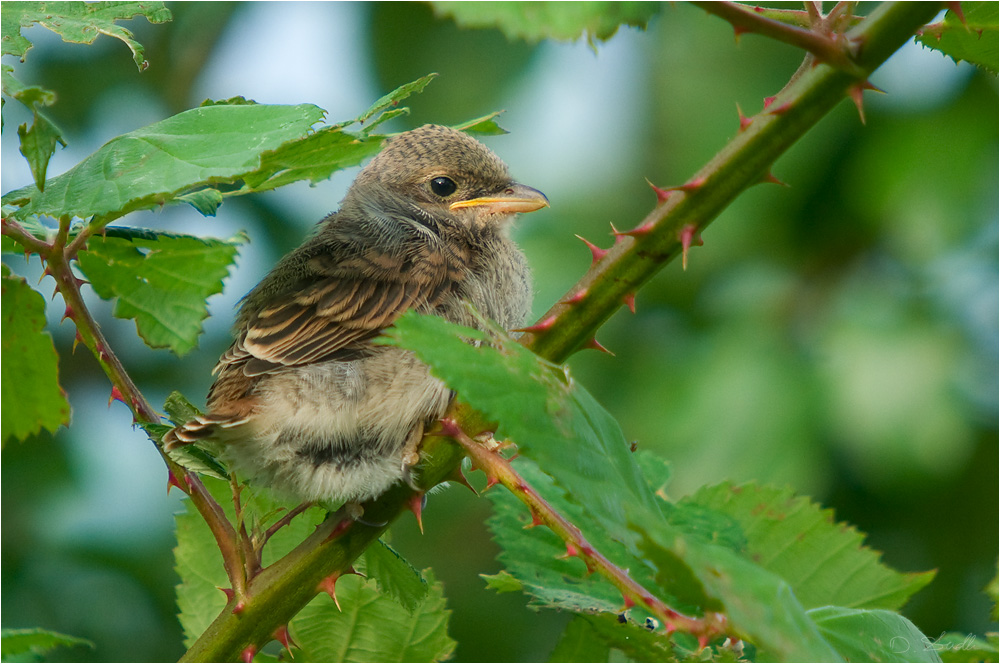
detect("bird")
[163,124,548,506]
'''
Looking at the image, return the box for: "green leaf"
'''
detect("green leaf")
[809,606,942,663]
[176,188,224,217]
[480,569,524,593]
[356,539,429,613]
[551,613,676,663]
[484,458,638,614]
[1,64,55,107]
[173,476,328,646]
[243,124,384,193]
[0,1,172,66]
[550,614,611,663]
[0,627,93,658]
[3,103,327,221]
[635,518,843,662]
[451,111,508,136]
[683,482,935,610]
[17,109,65,190]
[384,312,664,554]
[75,229,245,355]
[357,73,438,124]
[431,1,660,44]
[1,265,71,445]
[290,571,455,662]
[917,3,998,74]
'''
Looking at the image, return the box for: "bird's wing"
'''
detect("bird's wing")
[219,239,465,377]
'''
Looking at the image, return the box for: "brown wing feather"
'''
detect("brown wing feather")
[220,239,466,377]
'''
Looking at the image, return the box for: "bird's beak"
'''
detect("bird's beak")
[449,183,549,215]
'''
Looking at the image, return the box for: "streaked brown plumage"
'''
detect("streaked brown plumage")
[164,124,547,503]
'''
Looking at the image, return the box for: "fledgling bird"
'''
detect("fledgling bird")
[164,124,548,504]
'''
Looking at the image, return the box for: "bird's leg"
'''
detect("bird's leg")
[400,421,425,491]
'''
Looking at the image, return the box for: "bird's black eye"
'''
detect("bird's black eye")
[430,176,457,197]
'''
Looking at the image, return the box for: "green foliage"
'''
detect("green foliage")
[917,3,999,74]
[388,312,940,661]
[173,476,453,659]
[809,606,942,663]
[2,2,994,662]
[0,627,93,659]
[1,1,171,189]
[1,265,70,445]
[683,482,935,610]
[431,1,659,44]
[290,572,455,662]
[75,229,245,355]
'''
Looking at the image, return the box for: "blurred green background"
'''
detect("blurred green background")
[2,2,996,661]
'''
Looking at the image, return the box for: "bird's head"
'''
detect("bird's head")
[347,124,548,232]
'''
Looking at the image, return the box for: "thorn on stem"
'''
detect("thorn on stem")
[513,316,557,334]
[575,234,608,266]
[273,625,297,654]
[622,593,636,609]
[759,171,788,187]
[232,600,246,615]
[524,509,544,529]
[108,386,127,407]
[679,224,703,271]
[318,572,344,611]
[484,475,500,491]
[218,586,235,602]
[763,95,777,109]
[646,178,673,204]
[407,492,426,534]
[562,288,587,305]
[240,645,256,663]
[623,293,636,314]
[72,330,84,353]
[847,83,867,124]
[946,1,966,26]
[60,304,74,322]
[167,470,189,495]
[736,104,752,132]
[582,337,614,355]
[612,220,655,238]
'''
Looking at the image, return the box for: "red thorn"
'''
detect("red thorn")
[167,470,189,495]
[218,586,235,602]
[679,224,703,271]
[318,572,344,611]
[623,594,636,609]
[438,417,465,440]
[513,315,557,334]
[661,177,706,194]
[562,542,580,559]
[575,234,608,266]
[622,293,636,314]
[60,304,74,322]
[582,337,614,355]
[697,634,709,650]
[862,80,885,94]
[72,330,84,353]
[664,621,677,635]
[327,517,353,542]
[753,5,764,12]
[763,95,777,109]
[563,289,587,304]
[759,171,788,187]
[484,475,500,491]
[847,83,866,124]
[613,220,655,238]
[407,492,426,534]
[946,1,966,26]
[524,509,544,529]
[768,101,793,116]
[737,104,752,132]
[241,645,256,663]
[732,24,747,43]
[232,600,246,615]
[273,624,297,653]
[108,385,127,407]
[646,178,673,204]
[447,465,478,495]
